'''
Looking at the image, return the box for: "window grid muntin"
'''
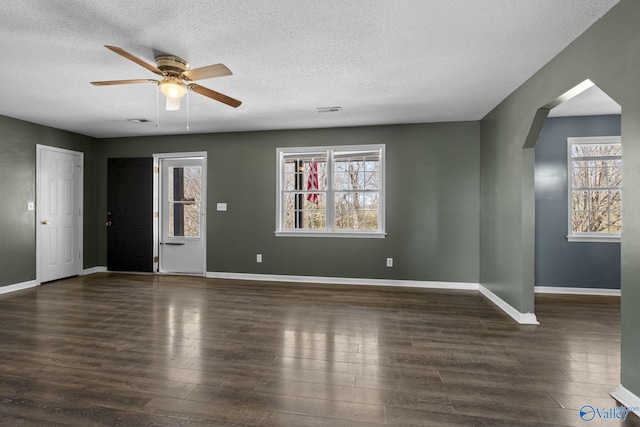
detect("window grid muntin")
[332,153,380,231]
[282,156,327,231]
[568,137,621,238]
[167,165,202,238]
[277,145,384,236]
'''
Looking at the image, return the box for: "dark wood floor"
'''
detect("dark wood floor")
[0,273,637,426]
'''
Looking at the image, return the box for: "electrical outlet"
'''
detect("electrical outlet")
[386,258,393,267]
[256,254,262,263]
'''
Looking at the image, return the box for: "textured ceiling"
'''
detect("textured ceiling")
[549,85,621,117]
[0,1,620,138]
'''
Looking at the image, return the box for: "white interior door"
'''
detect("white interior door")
[37,145,83,283]
[159,156,206,274]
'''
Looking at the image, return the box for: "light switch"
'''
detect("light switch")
[216,203,227,211]
[27,202,35,211]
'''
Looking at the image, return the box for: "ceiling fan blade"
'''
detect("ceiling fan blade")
[182,64,232,81]
[104,45,163,76]
[91,79,158,86]
[189,84,242,108]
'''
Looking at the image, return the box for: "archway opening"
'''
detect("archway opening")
[524,79,626,412]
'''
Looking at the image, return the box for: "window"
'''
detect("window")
[568,136,621,242]
[167,165,202,238]
[276,144,385,238]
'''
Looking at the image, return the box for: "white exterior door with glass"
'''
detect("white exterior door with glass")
[158,156,206,275]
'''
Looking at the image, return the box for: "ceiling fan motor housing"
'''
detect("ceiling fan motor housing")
[155,55,190,76]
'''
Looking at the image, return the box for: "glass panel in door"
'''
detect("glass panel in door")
[160,157,206,274]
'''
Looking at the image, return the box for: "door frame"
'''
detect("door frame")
[35,144,84,285]
[153,152,207,276]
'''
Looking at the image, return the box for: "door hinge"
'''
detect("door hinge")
[153,256,159,263]
[154,212,159,218]
[76,165,82,173]
[154,167,159,173]
[78,252,82,259]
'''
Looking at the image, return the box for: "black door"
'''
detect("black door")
[107,158,153,272]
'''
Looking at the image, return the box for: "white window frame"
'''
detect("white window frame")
[275,144,386,238]
[567,136,621,243]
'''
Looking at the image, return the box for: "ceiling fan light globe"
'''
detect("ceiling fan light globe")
[165,96,181,111]
[159,80,187,99]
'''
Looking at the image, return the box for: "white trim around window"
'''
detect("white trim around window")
[275,144,386,238]
[567,136,621,243]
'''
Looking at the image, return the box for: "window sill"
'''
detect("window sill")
[567,234,621,243]
[275,230,386,239]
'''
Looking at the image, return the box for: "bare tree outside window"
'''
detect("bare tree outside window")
[277,146,385,236]
[334,155,379,230]
[569,138,621,237]
[168,166,201,238]
[283,157,327,229]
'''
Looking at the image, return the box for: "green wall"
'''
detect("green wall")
[1,0,638,402]
[0,116,479,287]
[0,115,98,287]
[99,122,480,283]
[480,0,640,397]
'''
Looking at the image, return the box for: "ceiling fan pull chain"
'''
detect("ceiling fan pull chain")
[155,82,160,128]
[186,90,190,132]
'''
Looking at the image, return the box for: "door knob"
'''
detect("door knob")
[41,220,49,225]
[106,221,112,227]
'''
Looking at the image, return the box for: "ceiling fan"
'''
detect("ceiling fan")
[91,45,241,111]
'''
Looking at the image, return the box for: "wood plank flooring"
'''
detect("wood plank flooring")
[0,273,637,426]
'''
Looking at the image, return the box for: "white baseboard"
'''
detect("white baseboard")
[535,286,621,296]
[82,266,107,275]
[207,271,479,291]
[0,270,539,326]
[479,285,539,325]
[0,280,38,295]
[611,384,640,417]
[0,267,107,296]
[208,272,541,325]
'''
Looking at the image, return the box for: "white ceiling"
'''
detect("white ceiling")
[0,1,620,139]
[549,85,621,117]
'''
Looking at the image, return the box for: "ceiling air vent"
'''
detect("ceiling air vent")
[317,107,341,113]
